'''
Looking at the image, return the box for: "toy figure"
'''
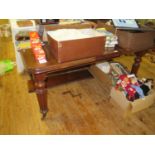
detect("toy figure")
[116,74,137,101]
[115,74,146,101]
[139,78,153,96]
[130,75,145,99]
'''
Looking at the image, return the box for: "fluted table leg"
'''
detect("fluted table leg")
[131,51,145,76]
[34,73,48,120]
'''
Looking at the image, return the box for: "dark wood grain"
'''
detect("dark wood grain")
[20,44,122,118]
[21,43,151,119]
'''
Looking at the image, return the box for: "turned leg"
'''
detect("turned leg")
[34,73,48,120]
[131,51,145,76]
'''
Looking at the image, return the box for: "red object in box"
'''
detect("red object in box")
[31,42,42,49]
[29,31,39,40]
[32,48,47,63]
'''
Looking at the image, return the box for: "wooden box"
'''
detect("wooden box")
[117,30,155,52]
[41,21,97,41]
[47,29,105,63]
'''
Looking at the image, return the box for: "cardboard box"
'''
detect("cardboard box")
[110,87,155,114]
[117,30,155,52]
[89,63,155,115]
[47,29,105,63]
[89,62,128,88]
[89,64,112,86]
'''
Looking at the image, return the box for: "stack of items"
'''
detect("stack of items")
[15,31,31,50]
[96,28,118,51]
[15,31,30,40]
[29,32,47,64]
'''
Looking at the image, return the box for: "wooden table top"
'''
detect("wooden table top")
[20,44,121,75]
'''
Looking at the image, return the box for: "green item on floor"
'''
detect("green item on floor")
[0,60,15,75]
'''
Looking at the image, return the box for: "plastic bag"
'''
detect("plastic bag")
[0,60,15,76]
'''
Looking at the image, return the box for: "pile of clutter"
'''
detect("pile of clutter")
[115,74,153,102]
[96,28,118,51]
[96,62,154,102]
[29,31,47,64]
[15,31,47,64]
[110,63,154,101]
[15,31,31,50]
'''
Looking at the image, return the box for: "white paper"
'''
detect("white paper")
[47,29,104,41]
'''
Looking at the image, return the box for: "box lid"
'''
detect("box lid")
[47,28,104,41]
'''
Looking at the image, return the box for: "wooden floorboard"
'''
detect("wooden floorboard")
[0,20,155,134]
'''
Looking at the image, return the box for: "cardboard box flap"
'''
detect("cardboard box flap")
[110,87,129,110]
